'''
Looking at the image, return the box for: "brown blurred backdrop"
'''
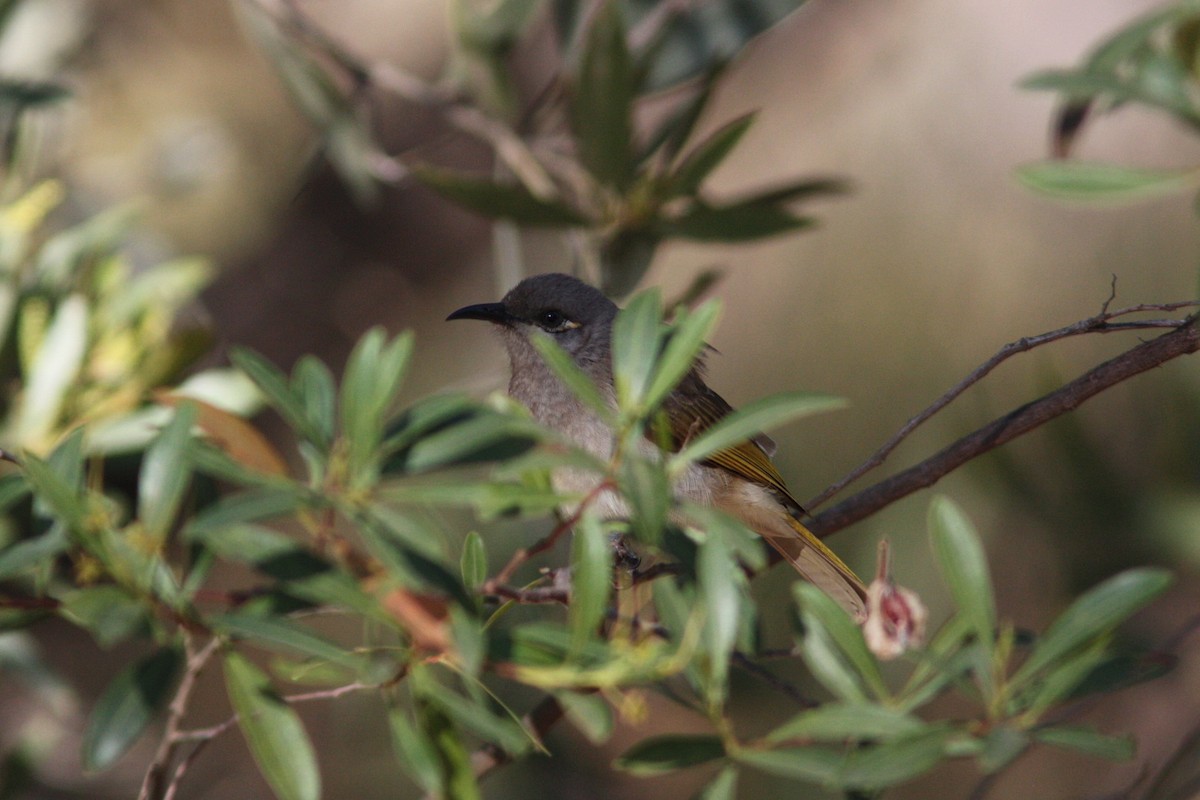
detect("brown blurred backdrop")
[6,0,1200,797]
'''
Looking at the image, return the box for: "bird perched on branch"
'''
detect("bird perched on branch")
[448,272,867,621]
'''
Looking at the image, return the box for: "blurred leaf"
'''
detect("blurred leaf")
[418,697,480,800]
[388,705,444,794]
[411,166,588,226]
[21,454,85,533]
[291,355,337,451]
[698,524,740,704]
[340,329,413,479]
[673,392,845,470]
[396,407,540,474]
[643,63,724,161]
[666,113,756,198]
[793,582,880,703]
[766,704,926,744]
[928,496,996,664]
[383,588,452,653]
[0,80,69,109]
[0,526,67,582]
[138,403,197,540]
[734,746,840,784]
[1011,567,1171,689]
[837,727,953,789]
[0,474,27,514]
[1066,649,1176,700]
[643,299,720,412]
[82,647,181,771]
[555,690,614,744]
[631,0,810,91]
[224,651,321,800]
[1033,725,1134,761]
[1016,162,1196,201]
[615,734,726,775]
[978,725,1028,773]
[59,586,148,648]
[231,348,321,446]
[662,201,814,241]
[215,613,359,669]
[529,333,613,419]
[1018,635,1110,718]
[12,294,87,445]
[612,288,663,411]
[569,512,612,652]
[460,531,488,591]
[185,488,301,535]
[173,368,263,417]
[620,454,670,545]
[358,515,473,607]
[160,395,289,478]
[418,676,533,755]
[572,1,635,190]
[696,765,738,800]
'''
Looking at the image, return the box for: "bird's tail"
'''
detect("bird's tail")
[760,517,868,622]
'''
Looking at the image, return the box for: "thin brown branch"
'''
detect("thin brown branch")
[806,301,1200,510]
[485,480,615,590]
[806,316,1200,540]
[139,635,220,800]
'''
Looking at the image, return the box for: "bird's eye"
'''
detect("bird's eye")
[536,310,576,332]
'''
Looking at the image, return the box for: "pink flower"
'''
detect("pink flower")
[864,540,927,661]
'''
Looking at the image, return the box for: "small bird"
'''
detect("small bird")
[447,273,867,620]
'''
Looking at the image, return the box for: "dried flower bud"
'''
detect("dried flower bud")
[863,540,927,660]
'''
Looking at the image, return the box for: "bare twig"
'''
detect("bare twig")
[485,480,615,590]
[805,314,1200,539]
[806,301,1200,510]
[139,635,220,800]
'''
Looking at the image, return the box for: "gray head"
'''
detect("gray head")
[446,273,617,367]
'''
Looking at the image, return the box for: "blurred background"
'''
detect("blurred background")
[3,0,1200,797]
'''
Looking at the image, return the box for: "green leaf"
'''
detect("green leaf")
[12,294,88,444]
[418,697,480,800]
[1011,567,1171,689]
[642,299,721,412]
[792,583,876,703]
[215,613,359,669]
[1016,162,1197,201]
[0,526,68,581]
[666,113,756,198]
[138,403,197,540]
[978,725,1029,773]
[615,734,726,775]
[928,496,995,659]
[340,329,413,479]
[460,532,488,591]
[612,288,664,411]
[411,166,588,226]
[620,454,670,545]
[398,408,540,473]
[696,765,738,800]
[569,512,612,653]
[529,333,613,419]
[554,690,613,744]
[673,392,846,471]
[22,454,86,532]
[231,348,319,445]
[0,79,70,109]
[1033,725,1134,761]
[418,677,533,756]
[59,586,148,647]
[224,651,321,800]
[734,746,841,784]
[837,728,953,789]
[698,524,741,704]
[388,705,444,794]
[185,487,301,536]
[572,1,635,189]
[291,355,337,451]
[0,473,29,513]
[82,647,182,771]
[767,704,926,744]
[662,202,813,242]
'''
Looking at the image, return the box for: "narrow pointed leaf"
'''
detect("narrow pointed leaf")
[569,512,612,653]
[1033,726,1134,761]
[1011,567,1171,688]
[412,166,587,227]
[530,333,612,418]
[460,532,488,591]
[555,690,613,744]
[83,647,182,770]
[612,289,663,410]
[666,113,756,198]
[674,393,846,469]
[1016,162,1196,201]
[138,403,197,539]
[224,651,321,800]
[643,299,721,412]
[929,496,995,655]
[615,734,726,775]
[767,704,926,744]
[572,1,635,189]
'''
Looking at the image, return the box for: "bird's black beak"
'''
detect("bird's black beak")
[446,302,512,325]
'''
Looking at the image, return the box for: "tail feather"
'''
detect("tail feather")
[760,518,868,622]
